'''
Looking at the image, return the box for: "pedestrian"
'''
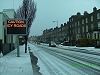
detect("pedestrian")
[0,45,3,57]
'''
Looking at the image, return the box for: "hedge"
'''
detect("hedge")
[76,38,100,47]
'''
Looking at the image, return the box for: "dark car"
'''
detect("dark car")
[49,41,56,47]
[95,41,100,48]
[19,38,25,45]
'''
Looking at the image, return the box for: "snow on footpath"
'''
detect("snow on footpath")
[0,45,33,75]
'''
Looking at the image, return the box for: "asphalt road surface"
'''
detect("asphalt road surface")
[29,43,100,75]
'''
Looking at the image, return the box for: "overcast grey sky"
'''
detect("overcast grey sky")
[0,0,100,36]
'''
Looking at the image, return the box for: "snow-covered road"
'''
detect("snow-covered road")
[29,43,100,75]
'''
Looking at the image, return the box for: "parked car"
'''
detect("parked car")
[56,42,61,45]
[62,41,71,46]
[19,38,25,45]
[49,41,56,47]
[37,42,41,44]
[95,41,100,48]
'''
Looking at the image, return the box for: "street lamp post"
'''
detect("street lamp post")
[53,20,58,42]
[53,21,58,27]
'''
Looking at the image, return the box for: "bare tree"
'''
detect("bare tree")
[16,0,37,53]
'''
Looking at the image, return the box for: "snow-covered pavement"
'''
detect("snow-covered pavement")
[0,45,33,75]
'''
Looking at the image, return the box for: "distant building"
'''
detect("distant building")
[69,7,100,41]
[28,36,37,43]
[40,7,100,45]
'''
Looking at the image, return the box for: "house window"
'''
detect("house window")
[86,25,88,32]
[78,21,80,26]
[78,28,80,33]
[73,24,74,27]
[75,22,77,27]
[97,13,100,19]
[82,26,84,33]
[70,25,71,28]
[91,23,94,30]
[72,18,73,21]
[62,28,63,31]
[98,22,100,29]
[91,15,93,21]
[97,33,99,39]
[82,19,84,24]
[73,29,74,34]
[87,33,90,38]
[86,18,88,23]
[94,33,96,39]
[60,28,61,31]
[72,24,73,28]
[69,30,71,34]
[75,29,77,34]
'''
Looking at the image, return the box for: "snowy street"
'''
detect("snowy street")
[29,43,100,75]
[1,0,100,75]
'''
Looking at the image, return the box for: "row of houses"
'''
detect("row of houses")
[39,7,100,44]
[0,9,18,55]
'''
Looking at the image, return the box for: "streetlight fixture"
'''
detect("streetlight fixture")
[53,20,58,27]
[53,20,59,42]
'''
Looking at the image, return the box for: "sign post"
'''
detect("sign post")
[6,19,27,57]
[17,35,20,57]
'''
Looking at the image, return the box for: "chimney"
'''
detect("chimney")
[64,23,66,26]
[93,7,97,12]
[77,12,81,16]
[61,24,63,27]
[84,11,88,15]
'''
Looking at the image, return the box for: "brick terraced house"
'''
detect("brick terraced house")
[38,7,100,45]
